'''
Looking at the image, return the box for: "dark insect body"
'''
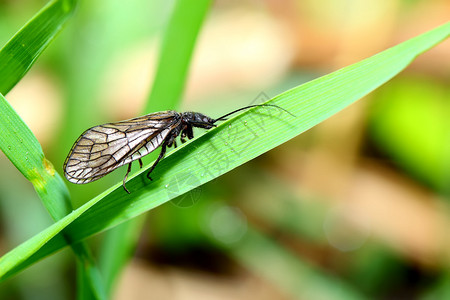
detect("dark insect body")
[63,104,292,193]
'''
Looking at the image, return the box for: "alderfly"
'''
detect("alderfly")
[64,104,293,193]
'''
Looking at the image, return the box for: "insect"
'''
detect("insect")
[64,104,292,193]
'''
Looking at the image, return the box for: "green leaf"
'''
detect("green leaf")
[0,0,78,95]
[98,0,212,294]
[145,0,212,112]
[0,0,106,297]
[0,22,448,282]
[0,93,72,218]
[0,93,106,298]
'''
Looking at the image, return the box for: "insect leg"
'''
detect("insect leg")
[138,158,143,169]
[147,141,168,181]
[123,162,132,194]
[187,125,194,139]
[180,124,188,143]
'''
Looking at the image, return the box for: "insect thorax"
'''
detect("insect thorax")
[181,112,215,129]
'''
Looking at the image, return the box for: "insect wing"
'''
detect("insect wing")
[64,111,179,184]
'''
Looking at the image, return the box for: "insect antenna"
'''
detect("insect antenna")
[213,104,295,123]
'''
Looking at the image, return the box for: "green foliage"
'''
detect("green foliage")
[145,0,212,113]
[0,0,448,298]
[0,0,78,94]
[0,21,448,283]
[0,1,103,298]
[0,94,72,219]
[370,76,450,191]
[99,0,212,294]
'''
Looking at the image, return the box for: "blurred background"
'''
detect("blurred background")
[0,0,449,299]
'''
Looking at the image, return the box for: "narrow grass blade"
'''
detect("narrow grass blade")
[0,0,106,295]
[0,94,72,219]
[99,0,213,294]
[0,22,448,282]
[0,0,78,95]
[144,0,212,112]
[99,217,145,294]
[0,93,106,298]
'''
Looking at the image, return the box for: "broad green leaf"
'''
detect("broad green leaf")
[0,22,448,282]
[0,0,78,95]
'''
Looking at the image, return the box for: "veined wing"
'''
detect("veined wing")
[64,111,180,184]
